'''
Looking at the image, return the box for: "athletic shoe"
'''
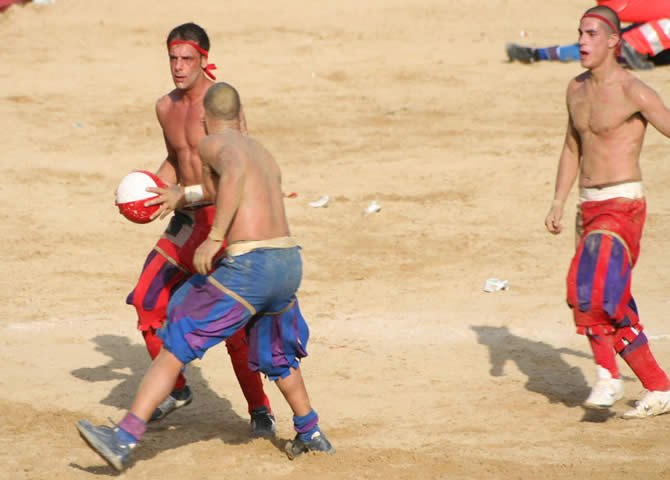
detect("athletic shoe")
[250,406,277,438]
[149,385,193,422]
[584,377,624,409]
[505,43,538,63]
[76,420,136,472]
[620,40,654,70]
[622,390,670,419]
[285,431,336,460]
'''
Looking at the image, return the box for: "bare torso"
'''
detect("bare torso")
[568,69,647,187]
[201,130,290,243]
[156,77,213,187]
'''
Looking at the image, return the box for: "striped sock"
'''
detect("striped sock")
[293,409,320,442]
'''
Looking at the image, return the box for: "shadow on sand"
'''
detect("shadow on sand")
[70,334,283,473]
[470,325,625,423]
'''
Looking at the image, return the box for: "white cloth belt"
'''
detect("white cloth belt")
[579,181,644,203]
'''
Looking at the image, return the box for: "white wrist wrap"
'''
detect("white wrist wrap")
[184,184,204,204]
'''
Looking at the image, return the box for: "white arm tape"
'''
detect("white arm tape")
[184,184,204,204]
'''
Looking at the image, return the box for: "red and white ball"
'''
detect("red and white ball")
[115,170,167,224]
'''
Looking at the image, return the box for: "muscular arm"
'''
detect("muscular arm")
[553,117,581,204]
[546,108,581,235]
[631,80,670,138]
[193,137,246,274]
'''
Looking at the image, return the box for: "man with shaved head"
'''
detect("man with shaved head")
[76,83,335,471]
[545,5,670,418]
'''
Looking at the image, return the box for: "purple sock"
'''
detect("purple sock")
[117,412,147,443]
[294,409,320,442]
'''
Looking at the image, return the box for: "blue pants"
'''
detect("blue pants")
[159,246,310,380]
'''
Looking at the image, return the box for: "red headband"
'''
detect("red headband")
[582,13,622,55]
[168,40,217,80]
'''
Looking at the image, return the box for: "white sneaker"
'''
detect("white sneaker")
[622,390,670,419]
[584,366,624,409]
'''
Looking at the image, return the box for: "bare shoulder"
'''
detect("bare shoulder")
[198,134,223,163]
[567,72,589,97]
[155,89,181,121]
[623,72,662,107]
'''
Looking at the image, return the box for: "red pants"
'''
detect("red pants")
[567,197,645,331]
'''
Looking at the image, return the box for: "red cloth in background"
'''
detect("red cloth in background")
[0,0,26,11]
[598,0,670,23]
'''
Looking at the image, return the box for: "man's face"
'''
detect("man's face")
[168,43,206,90]
[578,17,616,69]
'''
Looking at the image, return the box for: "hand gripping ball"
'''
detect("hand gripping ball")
[115,171,167,224]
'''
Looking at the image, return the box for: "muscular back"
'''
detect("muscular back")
[201,130,290,243]
[568,69,647,187]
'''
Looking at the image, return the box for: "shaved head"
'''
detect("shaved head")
[582,5,621,34]
[203,82,241,120]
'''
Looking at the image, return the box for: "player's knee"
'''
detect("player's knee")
[614,325,647,355]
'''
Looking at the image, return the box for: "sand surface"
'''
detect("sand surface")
[3,1,670,478]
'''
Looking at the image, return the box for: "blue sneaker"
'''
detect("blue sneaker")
[285,431,336,460]
[76,420,136,471]
[250,406,277,438]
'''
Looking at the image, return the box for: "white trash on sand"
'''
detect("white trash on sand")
[483,278,508,293]
[364,200,381,214]
[309,195,329,208]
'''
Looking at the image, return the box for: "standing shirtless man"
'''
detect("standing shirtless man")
[78,82,334,472]
[545,6,670,418]
[124,22,275,435]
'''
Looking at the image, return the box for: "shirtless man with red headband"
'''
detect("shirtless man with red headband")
[124,22,275,435]
[545,6,670,418]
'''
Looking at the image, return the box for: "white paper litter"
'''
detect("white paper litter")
[309,195,329,208]
[365,200,381,214]
[483,278,509,293]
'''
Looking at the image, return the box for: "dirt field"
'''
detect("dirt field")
[3,1,670,478]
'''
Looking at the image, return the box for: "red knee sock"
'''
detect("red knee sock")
[226,328,271,414]
[142,328,186,391]
[621,342,670,392]
[588,333,620,379]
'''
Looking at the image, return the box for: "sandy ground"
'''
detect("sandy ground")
[3,1,670,478]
